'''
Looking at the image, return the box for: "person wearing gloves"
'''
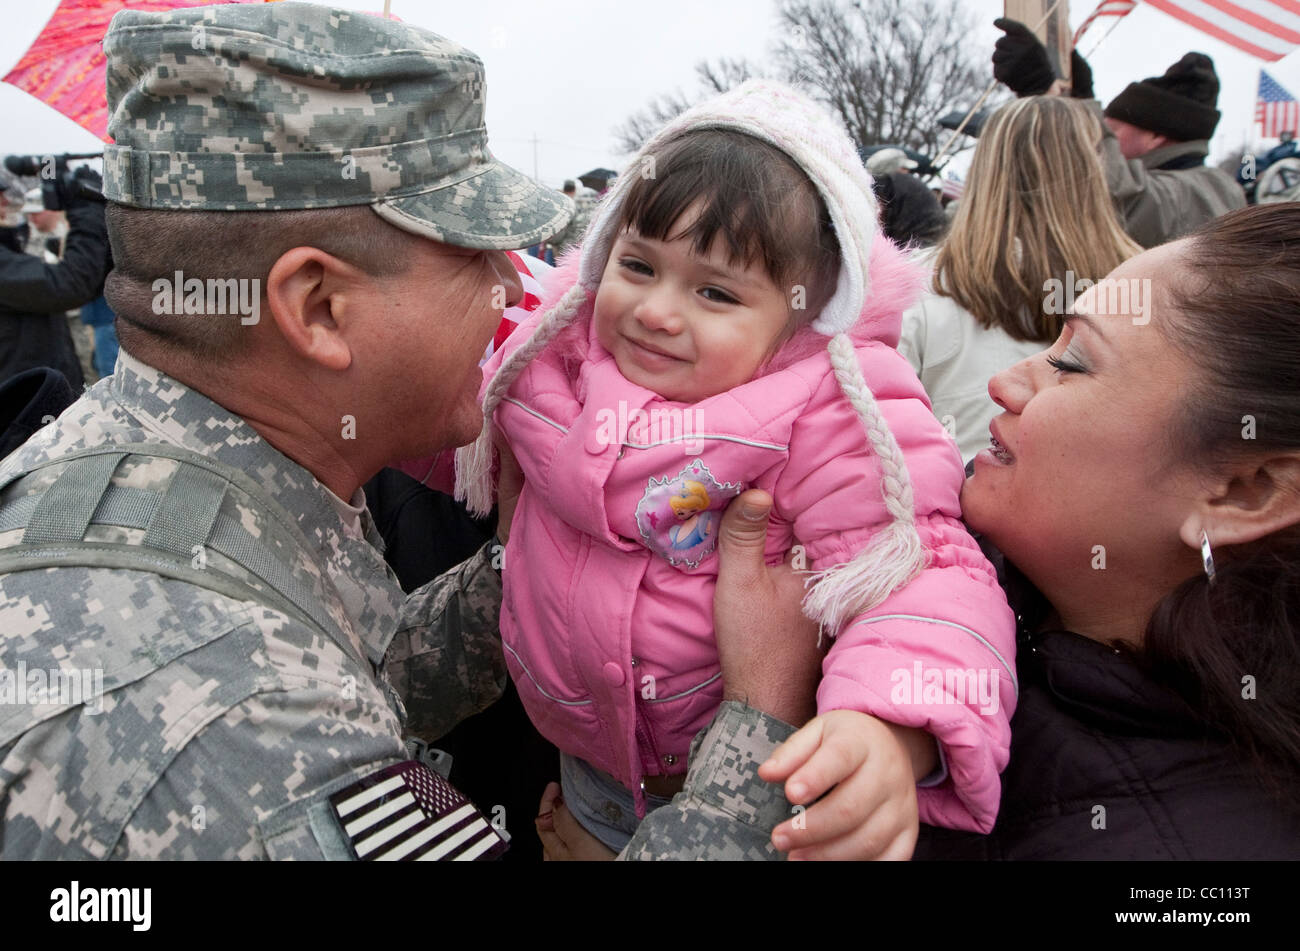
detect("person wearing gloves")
[0,3,823,863]
[865,148,948,248]
[452,80,1017,858]
[992,18,1244,248]
[0,165,106,390]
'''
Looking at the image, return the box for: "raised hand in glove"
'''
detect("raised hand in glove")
[992,17,1056,96]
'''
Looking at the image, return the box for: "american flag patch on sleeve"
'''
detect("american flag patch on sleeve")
[329,761,508,861]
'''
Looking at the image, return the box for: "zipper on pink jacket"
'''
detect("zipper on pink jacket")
[632,703,663,820]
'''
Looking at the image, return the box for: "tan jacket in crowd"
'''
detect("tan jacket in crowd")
[899,288,1045,465]
[1093,103,1246,248]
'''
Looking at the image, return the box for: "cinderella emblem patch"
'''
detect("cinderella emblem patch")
[635,459,743,569]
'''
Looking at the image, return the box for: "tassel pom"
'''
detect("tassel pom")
[805,333,927,640]
[454,425,496,517]
[802,520,928,643]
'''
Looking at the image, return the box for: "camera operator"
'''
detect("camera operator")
[0,158,111,391]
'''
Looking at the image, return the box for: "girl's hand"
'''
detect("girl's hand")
[535,782,615,861]
[759,710,925,860]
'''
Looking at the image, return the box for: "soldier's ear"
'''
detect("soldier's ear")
[265,246,357,372]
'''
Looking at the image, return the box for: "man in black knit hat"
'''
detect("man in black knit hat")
[993,20,1245,248]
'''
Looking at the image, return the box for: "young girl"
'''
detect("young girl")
[453,81,1017,853]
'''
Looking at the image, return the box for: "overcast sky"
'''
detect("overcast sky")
[5,0,1299,186]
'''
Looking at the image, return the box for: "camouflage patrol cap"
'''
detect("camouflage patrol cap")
[101,2,572,250]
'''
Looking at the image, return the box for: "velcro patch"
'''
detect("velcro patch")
[329,761,507,861]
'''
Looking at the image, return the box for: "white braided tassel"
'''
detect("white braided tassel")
[802,334,928,640]
[454,416,497,517]
[455,282,590,516]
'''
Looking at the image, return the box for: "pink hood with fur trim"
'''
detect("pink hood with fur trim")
[485,235,1017,832]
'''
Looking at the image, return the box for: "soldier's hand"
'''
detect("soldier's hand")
[761,710,922,861]
[713,490,821,727]
[535,782,615,861]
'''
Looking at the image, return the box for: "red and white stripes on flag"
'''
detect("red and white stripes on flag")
[486,249,547,363]
[1074,1,1138,46]
[1256,70,1300,135]
[1142,0,1300,62]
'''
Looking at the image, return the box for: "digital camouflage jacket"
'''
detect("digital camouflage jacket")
[0,350,797,860]
[0,350,506,859]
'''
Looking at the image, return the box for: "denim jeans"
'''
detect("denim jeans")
[92,324,119,379]
[559,752,674,853]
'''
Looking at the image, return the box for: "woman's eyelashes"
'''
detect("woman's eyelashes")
[1046,347,1088,374]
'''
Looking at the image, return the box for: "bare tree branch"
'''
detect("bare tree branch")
[778,0,987,156]
[613,86,700,154]
[612,58,763,153]
[613,0,988,160]
[697,58,756,94]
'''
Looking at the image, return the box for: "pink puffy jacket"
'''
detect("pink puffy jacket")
[480,236,1016,832]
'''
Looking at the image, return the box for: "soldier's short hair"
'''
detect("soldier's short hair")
[105,204,428,360]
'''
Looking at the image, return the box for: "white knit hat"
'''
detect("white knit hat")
[458,79,926,637]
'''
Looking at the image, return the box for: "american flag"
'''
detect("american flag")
[941,170,966,201]
[1257,70,1300,136]
[1143,0,1300,61]
[487,249,547,362]
[1074,1,1138,46]
[330,761,508,861]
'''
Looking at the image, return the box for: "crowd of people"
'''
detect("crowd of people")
[0,2,1296,864]
[0,158,118,457]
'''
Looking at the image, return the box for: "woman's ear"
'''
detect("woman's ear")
[265,246,361,372]
[1179,454,1300,549]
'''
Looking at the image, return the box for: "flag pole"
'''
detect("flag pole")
[930,0,1065,170]
[1080,11,1126,59]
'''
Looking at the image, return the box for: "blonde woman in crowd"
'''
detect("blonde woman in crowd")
[900,96,1142,462]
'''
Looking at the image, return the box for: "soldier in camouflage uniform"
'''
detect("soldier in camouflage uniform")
[0,2,808,860]
[546,181,598,260]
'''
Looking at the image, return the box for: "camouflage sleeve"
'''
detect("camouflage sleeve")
[113,683,408,860]
[619,701,797,861]
[386,540,507,742]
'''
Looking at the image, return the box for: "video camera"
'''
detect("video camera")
[2,153,103,211]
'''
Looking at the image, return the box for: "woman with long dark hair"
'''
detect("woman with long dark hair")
[910,203,1300,858]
